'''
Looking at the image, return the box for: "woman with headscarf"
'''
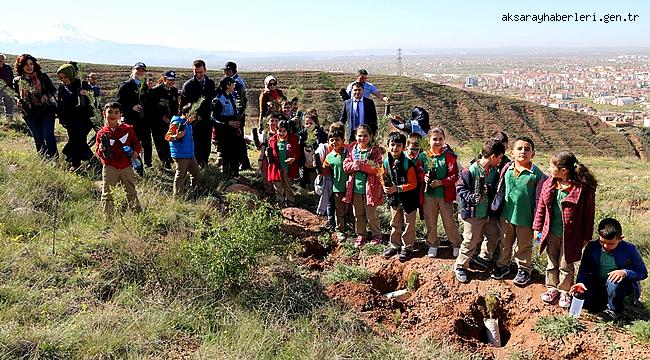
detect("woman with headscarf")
[258,75,286,129]
[56,63,95,170]
[12,54,58,158]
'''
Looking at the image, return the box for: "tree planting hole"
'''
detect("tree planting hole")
[453,296,511,346]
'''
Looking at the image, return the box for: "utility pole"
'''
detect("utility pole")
[397,48,403,76]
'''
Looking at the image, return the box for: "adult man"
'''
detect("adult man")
[0,54,15,122]
[180,60,217,168]
[115,62,151,167]
[222,61,250,170]
[344,69,389,103]
[339,82,378,142]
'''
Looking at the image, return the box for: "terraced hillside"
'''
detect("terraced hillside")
[11,56,639,157]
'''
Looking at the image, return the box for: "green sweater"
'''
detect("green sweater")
[501,164,544,227]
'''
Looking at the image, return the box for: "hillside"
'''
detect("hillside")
[1,55,642,157]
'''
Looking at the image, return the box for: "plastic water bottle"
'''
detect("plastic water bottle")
[122,145,143,171]
[568,288,585,318]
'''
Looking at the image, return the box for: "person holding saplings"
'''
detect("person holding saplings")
[570,218,647,321]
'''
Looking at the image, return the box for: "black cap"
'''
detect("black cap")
[222,61,237,72]
[219,76,235,89]
[163,70,176,80]
[133,62,147,71]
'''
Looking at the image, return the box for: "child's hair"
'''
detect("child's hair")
[277,120,289,131]
[491,130,508,145]
[356,124,372,136]
[266,113,280,122]
[305,113,319,126]
[104,101,122,112]
[281,100,292,109]
[328,130,344,140]
[387,131,406,146]
[551,150,598,189]
[291,96,298,103]
[328,121,344,133]
[305,107,318,116]
[481,138,506,158]
[428,127,446,139]
[513,136,535,151]
[598,218,622,240]
[181,103,191,116]
[407,133,422,146]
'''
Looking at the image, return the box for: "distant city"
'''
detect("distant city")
[242,50,650,129]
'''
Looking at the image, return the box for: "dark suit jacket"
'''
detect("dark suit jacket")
[339,97,377,140]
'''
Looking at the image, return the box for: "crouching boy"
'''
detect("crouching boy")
[571,218,648,321]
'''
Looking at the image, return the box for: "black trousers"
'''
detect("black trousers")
[216,123,243,178]
[193,119,214,167]
[152,121,172,166]
[134,123,153,167]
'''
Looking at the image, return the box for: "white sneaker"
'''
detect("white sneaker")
[453,247,460,257]
[427,247,438,257]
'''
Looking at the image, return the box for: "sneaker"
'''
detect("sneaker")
[491,266,511,280]
[452,247,460,257]
[540,289,560,303]
[398,247,413,262]
[513,270,531,286]
[383,246,399,259]
[559,293,572,308]
[354,235,365,248]
[455,268,469,283]
[369,235,382,245]
[470,256,492,270]
[597,309,618,322]
[427,247,438,258]
[334,232,346,242]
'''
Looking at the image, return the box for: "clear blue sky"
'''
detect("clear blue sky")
[2,0,648,52]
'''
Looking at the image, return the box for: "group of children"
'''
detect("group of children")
[95,97,647,321]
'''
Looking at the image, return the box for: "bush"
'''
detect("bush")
[322,264,373,285]
[629,320,650,343]
[180,193,287,292]
[533,315,584,340]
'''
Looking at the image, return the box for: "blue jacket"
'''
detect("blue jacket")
[577,239,648,300]
[169,116,194,159]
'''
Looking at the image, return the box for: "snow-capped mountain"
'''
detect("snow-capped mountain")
[0,23,224,67]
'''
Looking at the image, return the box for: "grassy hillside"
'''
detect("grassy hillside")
[2,55,641,158]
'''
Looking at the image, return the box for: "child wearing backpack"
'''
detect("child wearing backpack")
[491,136,546,286]
[533,150,597,307]
[165,104,199,197]
[322,126,349,240]
[267,120,300,207]
[382,132,419,262]
[422,127,462,258]
[454,139,505,283]
[343,124,384,247]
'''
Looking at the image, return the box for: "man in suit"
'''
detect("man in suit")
[339,82,378,142]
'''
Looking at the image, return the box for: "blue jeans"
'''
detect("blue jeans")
[584,277,633,314]
[25,111,57,157]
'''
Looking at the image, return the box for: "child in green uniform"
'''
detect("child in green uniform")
[422,128,462,258]
[323,129,349,240]
[454,139,505,283]
[491,136,546,286]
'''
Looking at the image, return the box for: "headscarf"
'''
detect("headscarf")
[56,63,77,82]
[263,75,277,92]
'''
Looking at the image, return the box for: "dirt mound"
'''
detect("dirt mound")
[321,254,650,359]
[281,208,333,263]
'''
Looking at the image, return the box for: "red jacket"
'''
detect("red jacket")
[95,123,142,170]
[267,133,300,181]
[342,142,384,206]
[532,177,596,263]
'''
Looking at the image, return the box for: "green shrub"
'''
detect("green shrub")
[322,264,372,285]
[533,315,584,340]
[180,193,286,291]
[629,320,650,343]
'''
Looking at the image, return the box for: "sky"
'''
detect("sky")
[1,0,648,52]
